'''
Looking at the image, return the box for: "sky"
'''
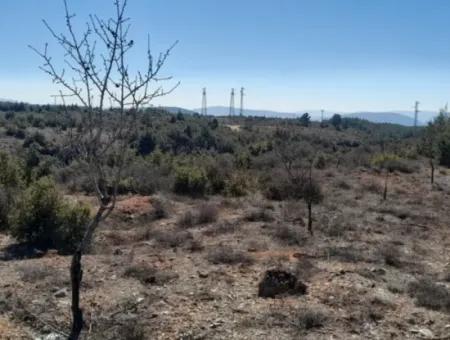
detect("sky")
[1,0,450,114]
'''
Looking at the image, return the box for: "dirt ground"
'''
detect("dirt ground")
[1,166,450,339]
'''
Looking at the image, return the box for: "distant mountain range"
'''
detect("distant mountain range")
[175,105,435,126]
[0,99,436,126]
[345,112,421,126]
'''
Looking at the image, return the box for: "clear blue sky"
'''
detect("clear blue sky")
[1,0,450,113]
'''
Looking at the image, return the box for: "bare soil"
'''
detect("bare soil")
[1,166,450,339]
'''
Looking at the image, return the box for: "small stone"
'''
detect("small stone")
[370,267,386,275]
[198,271,209,279]
[53,288,68,298]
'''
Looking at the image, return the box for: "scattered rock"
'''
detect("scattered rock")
[258,269,307,298]
[410,327,434,339]
[53,288,68,298]
[371,267,386,276]
[197,271,209,279]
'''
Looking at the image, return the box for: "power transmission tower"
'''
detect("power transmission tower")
[240,87,245,116]
[321,109,324,122]
[201,88,207,115]
[229,88,235,116]
[414,101,420,128]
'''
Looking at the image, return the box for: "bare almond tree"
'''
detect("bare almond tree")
[273,128,323,234]
[30,1,178,338]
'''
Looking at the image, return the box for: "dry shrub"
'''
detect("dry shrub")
[113,320,146,340]
[196,203,219,224]
[203,221,237,236]
[407,278,450,312]
[361,179,383,194]
[177,204,219,228]
[177,211,195,228]
[443,267,450,282]
[293,307,328,331]
[281,201,303,223]
[334,179,351,190]
[326,246,364,263]
[269,224,306,246]
[153,229,193,248]
[246,239,268,252]
[18,264,52,283]
[245,207,274,222]
[123,263,177,285]
[186,237,204,252]
[150,198,168,220]
[378,243,402,267]
[320,215,353,238]
[207,245,254,265]
[295,258,317,281]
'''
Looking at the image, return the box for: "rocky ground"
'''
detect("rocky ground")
[0,165,450,339]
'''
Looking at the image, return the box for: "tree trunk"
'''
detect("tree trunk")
[69,207,106,340]
[383,171,388,201]
[430,160,435,185]
[69,250,83,340]
[307,202,313,235]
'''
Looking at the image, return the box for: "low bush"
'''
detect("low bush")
[9,177,90,254]
[378,243,403,267]
[244,207,274,222]
[294,308,327,331]
[177,211,195,228]
[153,229,193,248]
[207,245,254,265]
[407,278,450,312]
[18,264,52,283]
[150,198,168,220]
[196,203,219,224]
[262,172,293,201]
[225,172,251,197]
[123,263,177,285]
[173,165,208,196]
[203,221,237,236]
[326,246,364,263]
[269,224,305,246]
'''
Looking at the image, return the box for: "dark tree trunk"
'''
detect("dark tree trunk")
[383,171,388,201]
[307,202,313,235]
[430,160,435,185]
[69,207,106,339]
[69,250,83,340]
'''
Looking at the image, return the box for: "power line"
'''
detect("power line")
[229,88,235,116]
[414,101,420,128]
[201,87,207,116]
[240,87,245,116]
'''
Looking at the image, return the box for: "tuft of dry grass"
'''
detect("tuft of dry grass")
[18,264,52,283]
[203,220,238,236]
[378,243,402,267]
[123,263,178,285]
[268,224,306,246]
[244,207,274,222]
[207,245,254,266]
[293,307,328,331]
[177,211,195,228]
[196,203,219,224]
[407,278,450,312]
[153,229,193,248]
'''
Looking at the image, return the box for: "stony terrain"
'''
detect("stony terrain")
[1,164,449,339]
